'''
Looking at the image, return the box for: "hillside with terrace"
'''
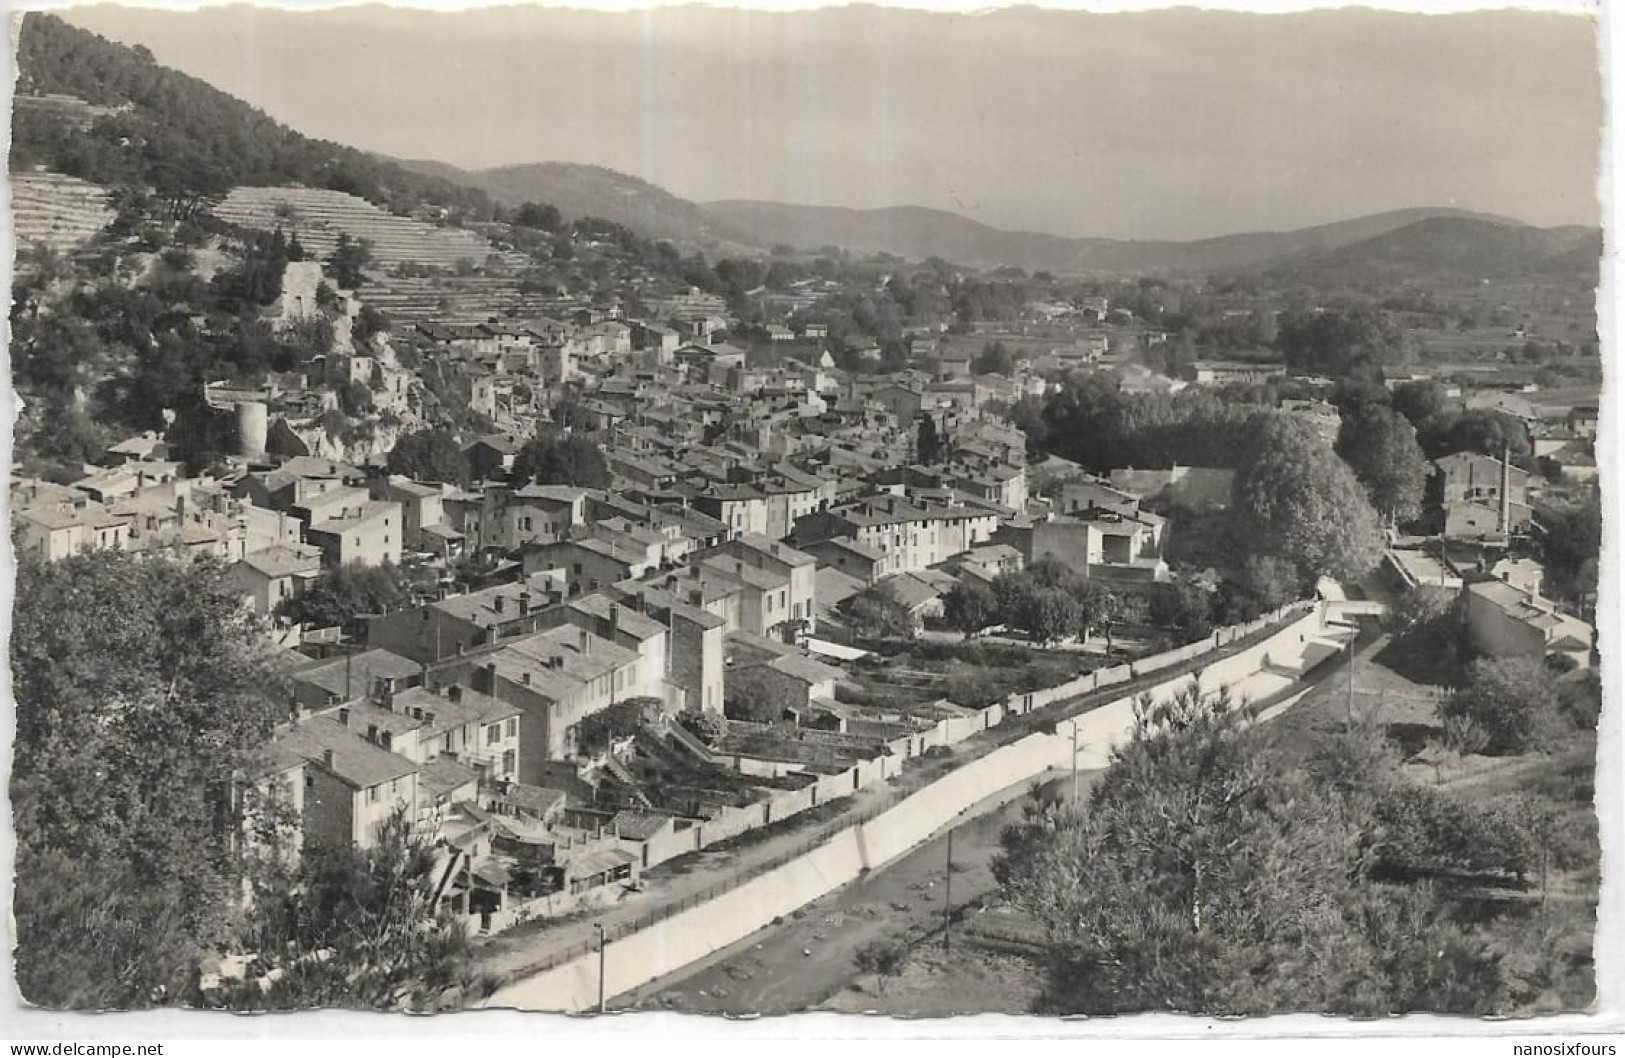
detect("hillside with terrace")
[360,273,569,326]
[211,185,529,271]
[10,169,114,256]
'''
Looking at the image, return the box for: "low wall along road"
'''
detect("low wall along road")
[484,604,1342,1012]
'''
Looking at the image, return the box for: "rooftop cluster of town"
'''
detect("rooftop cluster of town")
[12,244,1599,937]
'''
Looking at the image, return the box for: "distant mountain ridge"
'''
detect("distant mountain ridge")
[398,154,1601,281]
[16,13,1596,287]
[397,159,760,252]
[1257,215,1603,285]
[701,199,1561,277]
[399,154,1589,281]
[698,200,1084,270]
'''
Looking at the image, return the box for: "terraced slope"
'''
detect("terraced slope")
[211,185,526,270]
[360,275,569,326]
[10,169,114,255]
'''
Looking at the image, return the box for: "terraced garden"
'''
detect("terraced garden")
[10,169,113,256]
[210,185,527,270]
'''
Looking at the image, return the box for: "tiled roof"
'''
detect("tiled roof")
[275,716,418,790]
[293,649,422,702]
[239,544,324,579]
[610,810,672,841]
[493,783,567,817]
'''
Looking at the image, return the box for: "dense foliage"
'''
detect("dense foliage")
[1336,402,1428,525]
[511,435,610,488]
[574,698,655,756]
[387,427,470,485]
[11,224,342,475]
[678,709,730,747]
[277,562,427,632]
[1038,371,1266,474]
[840,584,920,641]
[229,810,482,1010]
[11,553,283,1008]
[1442,658,1566,756]
[987,559,1127,645]
[12,553,481,1010]
[941,578,1000,635]
[1536,490,1602,607]
[996,690,1521,1016]
[1276,303,1412,381]
[1231,414,1384,581]
[724,668,789,725]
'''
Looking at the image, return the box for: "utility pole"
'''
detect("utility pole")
[1070,720,1081,803]
[1345,627,1356,725]
[942,826,954,954]
[595,921,607,1014]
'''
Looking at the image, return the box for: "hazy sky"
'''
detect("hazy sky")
[55,4,1602,240]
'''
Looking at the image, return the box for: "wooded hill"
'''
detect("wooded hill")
[10,13,500,222]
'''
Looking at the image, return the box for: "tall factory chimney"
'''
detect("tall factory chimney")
[1498,443,1512,536]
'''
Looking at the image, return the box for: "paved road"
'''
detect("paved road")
[627,617,1361,1013]
[623,766,1094,1015]
[470,770,904,982]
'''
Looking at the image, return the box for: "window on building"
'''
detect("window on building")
[502,749,515,776]
[487,724,500,745]
[506,717,517,738]
[368,786,379,803]
[444,732,453,752]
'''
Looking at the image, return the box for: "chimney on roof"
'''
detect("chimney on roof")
[580,629,591,654]
[521,671,532,686]
[338,706,350,727]
[323,749,335,770]
[479,661,497,693]
[518,591,532,616]
[380,731,393,751]
[448,685,463,703]
[493,595,505,615]
[609,603,620,631]
[424,710,435,726]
